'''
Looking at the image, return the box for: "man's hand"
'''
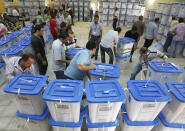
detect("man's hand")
[90,64,96,69]
[164,58,168,64]
[42,60,47,65]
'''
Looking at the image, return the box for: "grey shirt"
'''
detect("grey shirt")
[139,50,168,71]
[145,22,158,40]
[52,39,66,71]
[90,22,103,36]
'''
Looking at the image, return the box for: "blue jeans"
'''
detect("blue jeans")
[100,45,114,64]
[130,63,142,80]
[163,31,173,52]
[168,40,183,58]
[54,71,65,79]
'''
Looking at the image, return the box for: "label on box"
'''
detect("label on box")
[16,95,34,112]
[141,103,157,112]
[55,103,72,121]
[28,120,41,130]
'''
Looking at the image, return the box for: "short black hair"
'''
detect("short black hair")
[115,7,118,10]
[132,26,137,31]
[58,32,69,40]
[33,18,38,25]
[35,24,44,32]
[115,27,122,33]
[86,40,96,50]
[94,15,99,19]
[60,22,67,28]
[20,54,34,61]
[38,11,42,15]
[139,16,143,20]
[140,47,149,54]
[155,18,160,22]
[179,17,184,23]
[51,13,56,19]
[172,16,177,20]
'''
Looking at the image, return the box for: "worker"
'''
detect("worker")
[31,24,48,75]
[144,18,160,48]
[52,32,70,79]
[64,41,97,80]
[36,11,44,23]
[130,47,168,80]
[50,13,58,40]
[125,26,139,63]
[100,27,122,64]
[113,7,119,31]
[5,54,35,82]
[88,15,103,60]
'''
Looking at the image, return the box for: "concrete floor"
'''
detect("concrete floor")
[0,22,185,131]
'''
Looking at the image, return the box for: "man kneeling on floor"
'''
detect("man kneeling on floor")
[5,54,35,81]
[130,47,168,80]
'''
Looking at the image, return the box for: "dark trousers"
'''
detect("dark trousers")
[163,31,173,52]
[130,63,142,80]
[100,45,114,64]
[36,57,48,75]
[63,75,73,80]
[54,71,65,79]
[113,18,118,31]
[90,35,100,59]
[62,4,65,10]
[52,35,57,40]
[144,39,154,48]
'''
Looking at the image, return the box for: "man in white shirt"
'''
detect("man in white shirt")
[52,32,70,79]
[5,54,35,81]
[100,27,122,64]
[56,11,64,30]
[113,7,119,31]
[66,11,72,31]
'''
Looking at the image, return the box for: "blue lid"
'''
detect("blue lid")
[119,37,136,43]
[85,80,126,103]
[0,45,25,55]
[43,79,83,102]
[4,74,48,95]
[166,82,185,103]
[158,113,185,129]
[149,61,182,74]
[68,48,85,56]
[117,54,132,59]
[90,63,120,78]
[0,62,4,69]
[121,105,158,126]
[85,106,119,128]
[16,107,49,120]
[49,106,84,127]
[127,80,172,102]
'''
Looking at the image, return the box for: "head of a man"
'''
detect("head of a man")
[131,26,137,34]
[33,18,40,26]
[66,11,70,16]
[154,18,160,24]
[35,24,44,36]
[86,40,96,55]
[172,16,177,21]
[68,31,74,42]
[94,15,99,24]
[178,17,184,23]
[115,27,122,34]
[19,54,34,70]
[140,47,150,56]
[38,10,42,16]
[58,32,69,44]
[115,7,118,11]
[139,16,143,21]
[60,22,67,31]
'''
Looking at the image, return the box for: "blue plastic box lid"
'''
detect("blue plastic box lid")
[166,82,185,103]
[16,107,49,120]
[68,48,85,56]
[49,106,84,127]
[85,80,126,103]
[149,61,182,74]
[43,79,83,102]
[0,45,25,55]
[119,37,136,43]
[127,80,172,102]
[121,105,158,126]
[4,74,48,95]
[158,113,185,129]
[90,63,120,78]
[85,106,119,128]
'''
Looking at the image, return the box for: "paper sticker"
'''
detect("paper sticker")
[55,103,72,121]
[141,103,157,112]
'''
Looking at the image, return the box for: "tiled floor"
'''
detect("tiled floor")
[0,22,184,131]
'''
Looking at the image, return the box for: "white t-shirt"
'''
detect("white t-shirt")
[67,15,72,25]
[12,9,19,16]
[114,10,119,19]
[100,30,119,48]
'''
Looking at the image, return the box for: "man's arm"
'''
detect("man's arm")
[113,33,119,57]
[88,29,92,40]
[141,23,145,36]
[5,60,15,82]
[100,29,102,41]
[77,64,96,71]
[153,26,158,41]
[156,50,168,63]
[57,60,70,64]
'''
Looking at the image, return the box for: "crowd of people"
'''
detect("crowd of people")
[3,5,185,82]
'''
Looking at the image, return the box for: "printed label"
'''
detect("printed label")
[141,103,157,112]
[55,103,72,121]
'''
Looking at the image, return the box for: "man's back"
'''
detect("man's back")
[172,23,185,41]
[145,22,157,40]
[133,21,145,36]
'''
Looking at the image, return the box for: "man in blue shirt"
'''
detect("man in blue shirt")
[64,41,97,80]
